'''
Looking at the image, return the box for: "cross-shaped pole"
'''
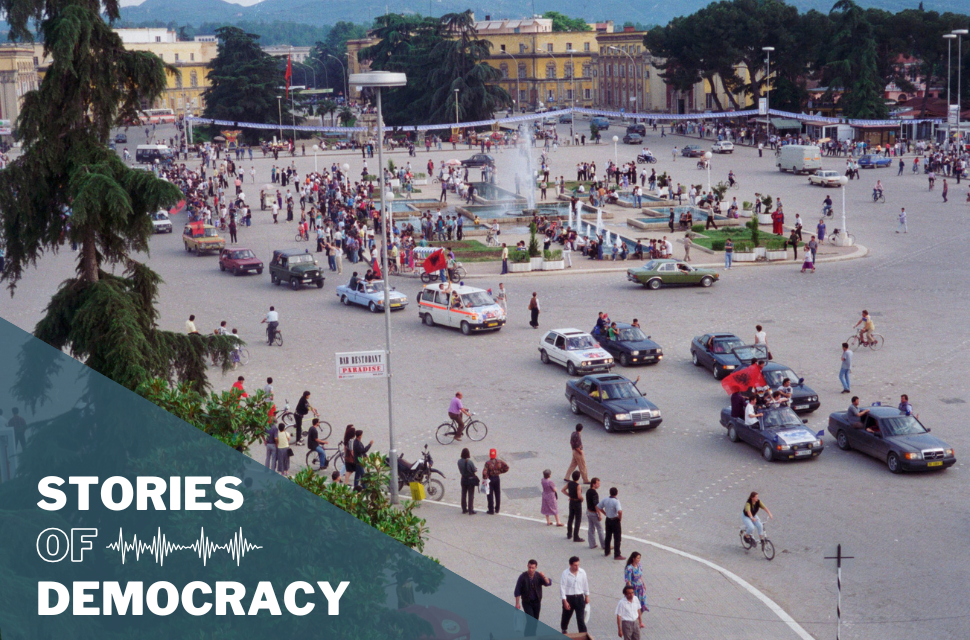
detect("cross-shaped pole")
[824,544,854,640]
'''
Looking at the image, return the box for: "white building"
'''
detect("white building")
[114,28,177,45]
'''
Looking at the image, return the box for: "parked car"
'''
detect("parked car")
[115,133,127,143]
[417,283,505,334]
[219,247,263,276]
[622,133,643,145]
[626,259,719,290]
[858,154,892,169]
[268,249,325,289]
[182,222,224,256]
[808,170,844,187]
[681,145,705,157]
[460,154,495,168]
[591,322,663,367]
[720,405,825,462]
[689,333,746,379]
[711,140,734,153]
[565,373,662,432]
[337,279,408,312]
[626,123,646,136]
[828,404,956,473]
[591,116,610,130]
[539,328,614,376]
[761,362,820,414]
[151,210,172,234]
[558,113,573,123]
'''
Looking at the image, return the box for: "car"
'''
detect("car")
[720,405,825,462]
[591,116,610,130]
[681,145,705,157]
[808,170,844,187]
[711,140,734,153]
[626,123,646,136]
[622,133,643,145]
[761,362,820,414]
[150,210,172,234]
[336,278,408,312]
[626,259,719,290]
[689,333,746,379]
[115,133,127,143]
[827,404,956,473]
[219,247,263,276]
[108,141,116,151]
[182,222,225,256]
[858,154,892,169]
[539,328,614,376]
[460,154,496,169]
[416,283,505,334]
[269,249,325,289]
[566,374,662,432]
[558,113,573,124]
[591,322,663,367]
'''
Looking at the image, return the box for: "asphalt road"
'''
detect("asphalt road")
[3,118,969,639]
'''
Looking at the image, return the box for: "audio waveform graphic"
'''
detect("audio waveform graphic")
[105,527,262,566]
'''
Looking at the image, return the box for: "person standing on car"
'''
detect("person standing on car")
[458,447,478,514]
[483,448,509,514]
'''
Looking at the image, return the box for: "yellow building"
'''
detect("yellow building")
[0,44,40,125]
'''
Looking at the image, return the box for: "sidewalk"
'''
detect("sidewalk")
[418,501,815,640]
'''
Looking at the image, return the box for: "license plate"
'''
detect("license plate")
[634,421,650,426]
[794,405,808,410]
[796,450,811,457]
[391,303,401,307]
[487,322,497,327]
[928,461,943,467]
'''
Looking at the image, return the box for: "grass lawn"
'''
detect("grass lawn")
[691,226,795,251]
[421,239,502,263]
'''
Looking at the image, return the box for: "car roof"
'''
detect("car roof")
[762,362,794,373]
[226,246,254,252]
[869,406,903,418]
[711,333,740,340]
[273,249,312,257]
[583,373,630,383]
[421,283,488,295]
[551,328,587,336]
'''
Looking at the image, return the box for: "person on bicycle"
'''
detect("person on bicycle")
[294,390,318,445]
[261,306,279,345]
[727,170,736,187]
[873,180,883,201]
[742,491,773,542]
[854,310,875,345]
[307,418,329,469]
[448,391,471,441]
[822,195,833,217]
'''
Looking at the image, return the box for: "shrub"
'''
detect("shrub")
[510,249,530,263]
[691,224,705,233]
[711,240,726,251]
[766,238,788,251]
[543,249,563,260]
[746,218,761,247]
[387,159,396,173]
[734,241,751,252]
[742,201,753,210]
[363,174,377,181]
[528,221,541,257]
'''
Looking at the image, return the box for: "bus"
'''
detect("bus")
[138,109,177,125]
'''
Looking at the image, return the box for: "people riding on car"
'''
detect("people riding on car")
[847,396,871,430]
[744,396,763,427]
[348,271,359,290]
[607,322,619,341]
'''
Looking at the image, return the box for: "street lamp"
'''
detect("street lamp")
[501,50,520,113]
[609,46,638,120]
[612,134,619,166]
[838,175,850,245]
[454,88,460,124]
[704,150,713,192]
[348,70,408,505]
[327,53,349,103]
[276,95,283,143]
[763,47,775,138]
[954,29,968,144]
[312,144,319,173]
[566,48,579,140]
[945,34,957,144]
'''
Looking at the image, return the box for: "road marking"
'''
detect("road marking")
[425,500,816,640]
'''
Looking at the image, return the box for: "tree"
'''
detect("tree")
[203,26,298,143]
[0,0,238,393]
[826,0,889,119]
[318,98,339,125]
[309,21,370,98]
[543,11,591,32]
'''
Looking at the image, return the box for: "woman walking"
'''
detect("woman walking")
[624,552,649,612]
[275,423,291,476]
[800,247,815,273]
[341,424,356,484]
[540,469,563,526]
[458,448,479,515]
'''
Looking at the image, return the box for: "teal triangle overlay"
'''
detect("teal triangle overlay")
[0,317,566,640]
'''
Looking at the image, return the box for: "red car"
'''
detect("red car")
[219,248,263,276]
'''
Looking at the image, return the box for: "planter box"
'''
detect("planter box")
[757,213,773,225]
[733,252,756,262]
[530,257,544,269]
[766,250,787,261]
[509,262,531,272]
[542,260,565,270]
[753,246,767,259]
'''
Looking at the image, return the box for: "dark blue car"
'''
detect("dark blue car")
[858,154,891,169]
[592,322,663,367]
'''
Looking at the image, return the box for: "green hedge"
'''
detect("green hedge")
[711,240,726,251]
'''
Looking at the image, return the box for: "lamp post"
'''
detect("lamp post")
[954,29,968,144]
[838,175,850,245]
[945,34,956,144]
[612,134,619,166]
[609,46,638,120]
[704,151,713,192]
[454,88,460,124]
[342,162,350,188]
[327,53,349,103]
[763,46,775,138]
[501,50,520,113]
[276,95,283,143]
[348,70,409,505]
[312,144,319,173]
[567,48,579,140]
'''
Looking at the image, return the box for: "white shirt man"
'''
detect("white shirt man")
[560,558,590,634]
[616,587,644,640]
[744,399,762,426]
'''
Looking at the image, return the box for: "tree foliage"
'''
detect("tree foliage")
[826,0,888,119]
[308,20,370,97]
[543,11,591,32]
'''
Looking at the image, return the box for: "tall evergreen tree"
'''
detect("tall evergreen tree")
[827,0,889,119]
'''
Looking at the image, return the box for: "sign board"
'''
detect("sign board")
[0,119,11,135]
[336,350,387,380]
[759,98,768,116]
[949,104,960,126]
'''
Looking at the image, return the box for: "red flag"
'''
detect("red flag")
[285,53,292,98]
[720,364,767,395]
[372,255,382,279]
[422,249,447,274]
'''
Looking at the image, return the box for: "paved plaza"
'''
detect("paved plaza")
[2,118,969,639]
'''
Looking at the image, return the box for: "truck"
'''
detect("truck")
[775,145,822,175]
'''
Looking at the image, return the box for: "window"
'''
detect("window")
[500,63,509,78]
[566,89,573,100]
[175,53,179,61]
[564,62,573,78]
[190,53,195,61]
[155,36,161,43]
[706,93,713,109]
[644,68,650,79]
[546,62,556,79]
[565,42,572,51]
[584,88,591,100]
[582,63,591,78]
[518,62,527,78]
[547,89,555,101]
[584,42,590,52]
[629,63,634,76]
[33,56,38,65]
[190,70,198,87]
[519,89,527,103]
[500,44,506,52]
[519,43,527,54]
[620,65,625,78]
[546,43,553,52]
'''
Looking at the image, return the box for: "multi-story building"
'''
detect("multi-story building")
[0,44,39,125]
[345,38,376,101]
[263,46,313,64]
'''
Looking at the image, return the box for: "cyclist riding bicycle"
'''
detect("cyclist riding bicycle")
[742,491,773,542]
[306,418,328,469]
[873,180,883,201]
[822,195,833,216]
[728,170,736,187]
[261,306,279,345]
[854,309,876,345]
[447,391,472,441]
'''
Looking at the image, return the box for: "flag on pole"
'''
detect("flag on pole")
[720,363,767,395]
[372,255,382,279]
[285,54,292,99]
[422,249,447,274]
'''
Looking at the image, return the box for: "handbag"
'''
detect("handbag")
[286,448,294,458]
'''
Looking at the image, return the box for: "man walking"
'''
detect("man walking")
[897,207,907,233]
[514,560,552,637]
[616,586,645,640]
[597,486,625,560]
[528,292,540,329]
[840,342,853,394]
[560,556,589,635]
[586,477,606,550]
[724,238,733,270]
[565,423,590,484]
[562,471,585,542]
[501,243,508,275]
[483,448,509,515]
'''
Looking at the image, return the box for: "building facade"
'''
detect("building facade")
[262,46,312,64]
[0,44,39,125]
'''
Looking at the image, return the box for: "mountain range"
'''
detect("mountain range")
[118,0,967,30]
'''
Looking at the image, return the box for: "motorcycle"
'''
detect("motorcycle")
[390,445,446,501]
[636,153,657,164]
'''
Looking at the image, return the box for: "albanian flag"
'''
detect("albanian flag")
[372,255,382,279]
[721,363,767,395]
[422,249,447,274]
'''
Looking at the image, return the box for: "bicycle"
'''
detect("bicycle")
[420,264,466,284]
[847,331,884,351]
[739,524,775,560]
[305,442,345,472]
[729,181,740,191]
[266,326,283,346]
[435,413,488,445]
[821,206,834,218]
[872,190,886,203]
[230,348,250,370]
[294,229,309,241]
[277,400,332,438]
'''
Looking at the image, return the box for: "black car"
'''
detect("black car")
[460,154,495,169]
[827,405,956,473]
[591,322,662,367]
[626,123,646,136]
[622,133,643,145]
[689,333,746,379]
[681,145,705,157]
[761,362,820,414]
[565,373,662,432]
[720,406,825,462]
[268,249,325,290]
[115,133,127,143]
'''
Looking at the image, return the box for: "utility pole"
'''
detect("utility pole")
[824,544,854,640]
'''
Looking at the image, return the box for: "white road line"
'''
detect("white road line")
[425,500,816,640]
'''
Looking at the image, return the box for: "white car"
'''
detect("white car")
[539,328,615,376]
[712,141,734,154]
[151,210,173,233]
[417,283,505,334]
[808,170,844,187]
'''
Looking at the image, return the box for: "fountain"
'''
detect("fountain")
[595,208,604,235]
[575,205,581,232]
[505,124,537,211]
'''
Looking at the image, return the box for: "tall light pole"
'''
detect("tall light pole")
[348,71,408,505]
[609,46,638,120]
[838,175,850,245]
[327,53,349,103]
[612,134,618,166]
[945,34,956,144]
[295,61,316,88]
[454,88,460,124]
[763,46,775,138]
[312,143,319,173]
[501,50,520,113]
[567,48,579,140]
[704,151,713,192]
[954,29,968,144]
[276,95,282,143]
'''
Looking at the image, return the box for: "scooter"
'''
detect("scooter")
[636,153,657,164]
[390,445,446,501]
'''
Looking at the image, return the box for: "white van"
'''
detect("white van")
[775,145,822,174]
[135,144,174,165]
[417,283,506,335]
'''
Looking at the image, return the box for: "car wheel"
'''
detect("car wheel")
[219,263,226,271]
[540,350,550,364]
[887,452,902,474]
[691,351,699,366]
[271,273,279,285]
[603,415,612,432]
[369,301,378,313]
[713,365,721,379]
[460,321,471,336]
[836,430,851,450]
[566,361,577,376]
[256,268,263,275]
[233,267,240,276]
[184,243,190,252]
[728,426,739,442]
[423,313,434,327]
[316,280,324,289]
[341,295,350,306]
[762,443,774,462]
[290,277,299,290]
[700,276,713,287]
[196,246,203,256]
[647,278,661,290]
[619,352,629,366]
[570,397,580,415]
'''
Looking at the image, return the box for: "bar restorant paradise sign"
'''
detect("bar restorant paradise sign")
[336,351,387,380]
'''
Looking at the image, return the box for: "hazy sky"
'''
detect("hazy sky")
[119,0,263,5]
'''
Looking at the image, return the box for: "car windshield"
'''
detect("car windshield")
[733,345,768,361]
[880,416,928,437]
[761,407,801,429]
[566,335,597,350]
[712,338,743,354]
[202,228,218,238]
[231,250,255,259]
[764,368,798,387]
[288,253,314,265]
[617,327,647,342]
[600,382,642,400]
[461,291,494,308]
[152,212,168,221]
[641,260,658,271]
[364,283,380,294]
